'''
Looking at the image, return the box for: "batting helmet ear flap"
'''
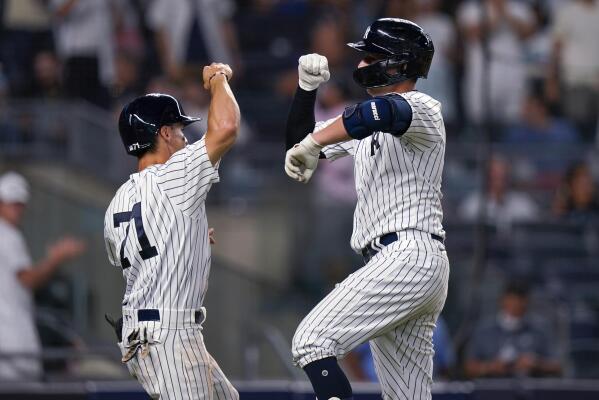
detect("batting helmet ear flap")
[119,93,201,156]
[121,112,159,155]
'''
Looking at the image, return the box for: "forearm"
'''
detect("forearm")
[205,74,240,164]
[311,117,351,146]
[286,87,317,150]
[464,360,485,378]
[17,257,62,290]
[534,359,562,376]
[465,359,503,378]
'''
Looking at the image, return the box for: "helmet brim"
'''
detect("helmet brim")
[180,116,202,126]
[347,41,392,56]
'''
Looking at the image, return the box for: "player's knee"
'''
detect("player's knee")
[291,325,307,355]
[291,335,304,363]
[292,335,338,368]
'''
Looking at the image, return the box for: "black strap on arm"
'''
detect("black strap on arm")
[285,86,317,151]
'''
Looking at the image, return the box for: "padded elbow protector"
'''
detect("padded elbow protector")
[342,94,412,140]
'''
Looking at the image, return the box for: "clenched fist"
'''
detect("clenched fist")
[203,63,233,89]
[284,134,323,183]
[298,53,330,91]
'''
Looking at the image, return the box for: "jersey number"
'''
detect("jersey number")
[113,202,158,269]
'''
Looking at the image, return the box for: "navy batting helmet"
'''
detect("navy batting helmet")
[348,18,434,88]
[118,93,201,156]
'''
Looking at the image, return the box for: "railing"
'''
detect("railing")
[2,99,599,381]
[2,379,599,399]
[2,100,598,189]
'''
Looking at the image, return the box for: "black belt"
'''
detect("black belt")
[361,232,444,263]
[137,309,204,324]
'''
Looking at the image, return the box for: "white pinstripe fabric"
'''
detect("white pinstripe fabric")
[292,231,449,400]
[296,91,449,399]
[119,326,238,400]
[320,91,446,253]
[104,137,218,313]
[104,136,237,399]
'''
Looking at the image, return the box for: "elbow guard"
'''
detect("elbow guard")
[342,94,412,140]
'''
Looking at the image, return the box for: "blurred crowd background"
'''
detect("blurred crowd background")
[1,0,599,390]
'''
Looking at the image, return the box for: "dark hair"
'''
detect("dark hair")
[504,280,530,297]
[135,135,158,158]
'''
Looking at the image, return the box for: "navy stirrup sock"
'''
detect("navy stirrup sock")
[303,357,353,400]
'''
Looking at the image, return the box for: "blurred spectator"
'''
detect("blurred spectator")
[234,0,311,56]
[310,17,348,71]
[413,0,458,131]
[276,14,351,101]
[110,51,143,105]
[0,172,85,381]
[458,0,537,127]
[112,0,145,58]
[553,162,599,220]
[50,0,115,108]
[0,64,8,104]
[432,316,456,379]
[147,0,240,82]
[145,75,181,98]
[374,0,458,130]
[343,342,377,382]
[0,65,21,144]
[504,92,579,143]
[549,0,599,142]
[459,156,539,232]
[0,0,53,95]
[19,51,64,99]
[237,1,316,96]
[523,1,553,84]
[465,281,562,378]
[502,89,580,187]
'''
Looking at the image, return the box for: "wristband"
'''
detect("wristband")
[209,71,228,84]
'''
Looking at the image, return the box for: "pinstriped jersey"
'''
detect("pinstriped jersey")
[319,90,446,252]
[104,136,219,311]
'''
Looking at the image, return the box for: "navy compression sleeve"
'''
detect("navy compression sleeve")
[285,86,317,151]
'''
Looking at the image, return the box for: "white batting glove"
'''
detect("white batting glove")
[298,53,330,91]
[285,134,324,183]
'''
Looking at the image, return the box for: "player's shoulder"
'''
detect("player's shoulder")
[395,91,441,110]
[391,91,443,124]
[105,178,135,218]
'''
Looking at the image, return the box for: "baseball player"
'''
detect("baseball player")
[285,19,449,400]
[103,63,240,399]
[0,172,85,381]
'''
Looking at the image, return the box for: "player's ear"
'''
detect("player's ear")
[158,125,171,140]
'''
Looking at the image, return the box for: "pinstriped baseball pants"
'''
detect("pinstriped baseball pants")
[119,326,238,400]
[292,230,449,400]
